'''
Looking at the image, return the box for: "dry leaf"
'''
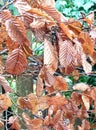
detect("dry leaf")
[44,39,58,73]
[0,120,4,127]
[73,83,90,91]
[79,32,94,56]
[8,116,21,130]
[0,75,12,93]
[0,93,12,112]
[59,40,74,68]
[82,94,90,111]
[22,112,43,130]
[5,17,30,46]
[6,48,27,75]
[36,67,44,97]
[17,93,38,114]
[84,12,94,25]
[81,54,92,74]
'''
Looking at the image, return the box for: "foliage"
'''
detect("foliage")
[56,0,96,19]
[0,0,96,129]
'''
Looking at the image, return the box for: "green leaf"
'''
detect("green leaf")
[83,2,94,11]
[8,4,19,16]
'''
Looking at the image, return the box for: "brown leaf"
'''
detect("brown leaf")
[44,39,58,73]
[0,10,12,21]
[39,5,67,23]
[53,109,62,125]
[44,69,68,91]
[44,115,53,126]
[0,22,8,44]
[59,40,74,68]
[36,67,44,97]
[0,93,12,112]
[14,0,32,14]
[54,76,68,91]
[6,48,27,75]
[41,0,55,7]
[68,19,82,36]
[8,116,21,130]
[82,94,90,111]
[81,54,92,74]
[78,119,90,130]
[0,75,12,93]
[17,93,38,114]
[73,83,90,91]
[79,32,94,56]
[6,36,19,52]
[47,95,68,109]
[0,120,4,127]
[92,51,96,63]
[22,112,43,130]
[38,96,49,110]
[90,87,96,100]
[72,70,80,81]
[0,57,4,74]
[22,44,32,57]
[59,23,74,40]
[5,17,30,46]
[71,92,82,106]
[84,12,94,25]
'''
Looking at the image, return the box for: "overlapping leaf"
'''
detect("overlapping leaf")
[0,93,12,112]
[22,112,43,130]
[0,75,12,92]
[8,116,21,130]
[44,39,58,73]
[59,40,74,68]
[6,48,27,75]
[81,53,92,74]
[79,32,94,56]
[5,17,30,46]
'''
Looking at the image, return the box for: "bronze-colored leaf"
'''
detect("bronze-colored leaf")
[44,39,58,73]
[17,93,38,114]
[6,48,27,75]
[79,32,94,56]
[44,69,68,91]
[0,75,12,93]
[81,54,92,74]
[8,116,21,130]
[59,40,74,68]
[84,12,94,25]
[22,112,43,130]
[78,119,90,130]
[36,67,44,97]
[6,36,19,52]
[0,57,4,74]
[0,93,12,112]
[22,44,32,57]
[82,94,90,111]
[0,10,12,21]
[39,5,67,23]
[53,109,62,125]
[5,17,30,46]
[47,95,68,109]
[0,120,3,127]
[73,83,90,91]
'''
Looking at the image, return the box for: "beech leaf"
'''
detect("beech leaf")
[6,48,27,75]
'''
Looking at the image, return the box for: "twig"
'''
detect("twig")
[0,49,8,55]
